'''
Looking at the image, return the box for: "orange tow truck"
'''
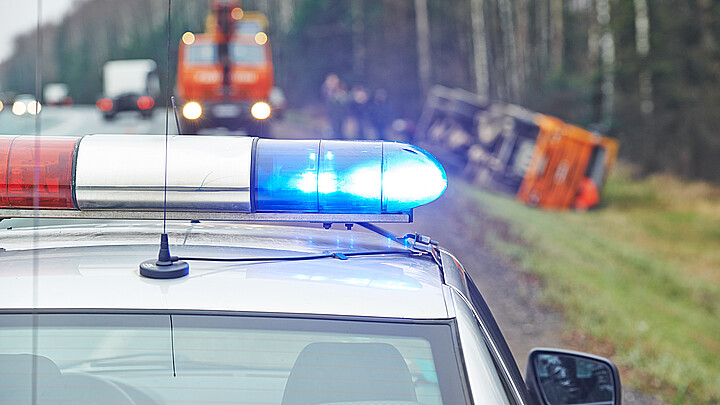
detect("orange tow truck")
[420,86,619,210]
[177,1,273,134]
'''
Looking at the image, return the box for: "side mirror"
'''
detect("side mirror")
[526,348,621,405]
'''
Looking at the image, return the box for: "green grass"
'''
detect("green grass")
[462,165,720,404]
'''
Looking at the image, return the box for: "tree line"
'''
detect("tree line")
[0,0,206,105]
[1,0,719,182]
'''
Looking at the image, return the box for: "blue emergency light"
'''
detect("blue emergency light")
[255,139,447,214]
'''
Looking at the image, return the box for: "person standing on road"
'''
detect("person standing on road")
[322,74,348,139]
[369,89,389,139]
[349,85,370,139]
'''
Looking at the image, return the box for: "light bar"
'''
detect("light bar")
[0,135,447,222]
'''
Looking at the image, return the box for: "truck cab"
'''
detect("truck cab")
[177,11,274,135]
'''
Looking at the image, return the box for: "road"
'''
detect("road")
[0,105,661,404]
[0,105,172,136]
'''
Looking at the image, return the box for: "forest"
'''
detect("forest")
[1,0,719,182]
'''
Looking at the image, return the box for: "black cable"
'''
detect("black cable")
[175,250,413,263]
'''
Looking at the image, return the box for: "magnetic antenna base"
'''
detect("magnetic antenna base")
[139,260,189,279]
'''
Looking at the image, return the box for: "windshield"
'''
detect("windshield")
[0,313,468,405]
[186,44,217,64]
[236,20,263,35]
[186,44,265,65]
[231,44,265,64]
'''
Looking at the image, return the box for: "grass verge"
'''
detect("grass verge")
[462,165,720,404]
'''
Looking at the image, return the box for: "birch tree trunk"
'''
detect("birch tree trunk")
[537,0,550,74]
[278,0,294,34]
[516,0,530,93]
[256,1,270,20]
[470,0,490,97]
[414,0,432,98]
[550,0,564,72]
[497,0,519,100]
[634,0,652,115]
[597,0,615,125]
[697,0,716,52]
[587,5,599,66]
[351,0,365,82]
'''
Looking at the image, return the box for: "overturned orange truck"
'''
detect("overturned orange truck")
[177,3,274,134]
[419,86,619,210]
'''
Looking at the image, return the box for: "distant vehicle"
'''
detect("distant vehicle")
[0,92,15,114]
[177,4,274,135]
[419,86,619,210]
[43,83,73,107]
[11,94,41,116]
[96,59,160,120]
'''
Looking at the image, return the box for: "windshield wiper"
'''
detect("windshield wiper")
[62,352,173,370]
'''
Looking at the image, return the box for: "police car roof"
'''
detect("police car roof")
[0,221,451,320]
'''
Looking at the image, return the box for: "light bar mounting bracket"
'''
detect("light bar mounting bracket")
[0,209,412,224]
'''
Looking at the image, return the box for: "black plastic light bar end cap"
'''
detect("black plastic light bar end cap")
[139,259,189,279]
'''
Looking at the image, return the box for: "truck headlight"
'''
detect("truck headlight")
[251,102,271,120]
[183,102,202,120]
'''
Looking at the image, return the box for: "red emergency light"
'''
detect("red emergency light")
[0,136,79,209]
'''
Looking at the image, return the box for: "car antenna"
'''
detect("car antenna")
[140,0,189,279]
[171,95,182,135]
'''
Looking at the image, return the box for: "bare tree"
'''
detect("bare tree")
[414,0,431,98]
[515,0,530,93]
[550,0,563,72]
[537,0,550,73]
[596,0,614,125]
[278,0,295,34]
[634,0,652,116]
[587,4,599,65]
[351,0,365,81]
[497,0,520,100]
[470,0,489,97]
[697,0,716,52]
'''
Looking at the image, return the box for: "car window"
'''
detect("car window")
[452,289,515,405]
[0,313,468,405]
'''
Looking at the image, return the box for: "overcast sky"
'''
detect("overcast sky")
[0,0,76,64]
